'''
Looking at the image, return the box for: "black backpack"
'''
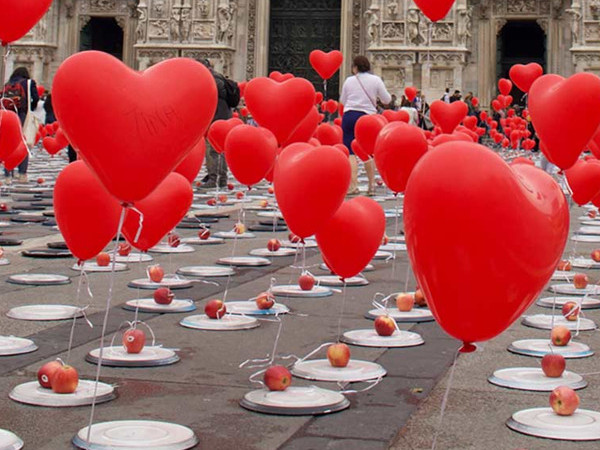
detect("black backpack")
[2,81,25,112]
[220,75,240,108]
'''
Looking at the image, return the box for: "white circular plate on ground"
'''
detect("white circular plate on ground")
[240,386,350,416]
[9,380,115,407]
[313,275,368,287]
[180,314,259,331]
[256,211,283,219]
[551,271,574,281]
[270,284,333,298]
[217,256,271,267]
[128,277,192,290]
[550,284,600,295]
[7,273,70,286]
[508,339,594,358]
[507,408,600,441]
[148,244,195,254]
[225,301,289,316]
[292,359,386,382]
[341,329,424,348]
[572,235,600,243]
[249,248,297,257]
[372,250,392,260]
[86,346,179,367]
[113,253,153,263]
[379,243,407,252]
[123,299,196,314]
[281,239,318,249]
[522,314,597,331]
[581,220,600,226]
[578,226,600,235]
[365,307,434,323]
[570,257,600,269]
[73,420,198,450]
[488,367,586,392]
[537,296,600,310]
[181,236,224,246]
[0,336,37,356]
[0,429,22,450]
[0,258,10,266]
[71,262,128,272]
[176,266,234,277]
[214,231,256,239]
[388,235,406,243]
[7,305,83,321]
[319,263,375,272]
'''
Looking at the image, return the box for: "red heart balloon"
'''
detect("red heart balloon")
[565,159,600,205]
[0,110,22,160]
[315,123,343,146]
[351,139,370,162]
[471,97,479,108]
[123,173,193,252]
[325,100,338,115]
[509,63,543,93]
[269,71,295,82]
[274,144,350,238]
[463,116,477,130]
[315,92,324,104]
[413,0,456,22]
[404,86,418,102]
[511,157,535,166]
[54,161,122,261]
[174,139,206,183]
[285,106,321,145]
[333,144,349,157]
[382,110,410,123]
[42,136,65,156]
[0,0,52,45]
[589,128,600,159]
[429,100,468,134]
[225,125,278,187]
[405,142,569,347]
[4,141,27,171]
[355,114,388,156]
[491,99,502,112]
[498,78,513,95]
[431,132,473,147]
[530,73,600,169]
[374,122,428,194]
[207,118,243,153]
[53,51,216,204]
[309,50,343,80]
[245,77,315,145]
[316,197,385,279]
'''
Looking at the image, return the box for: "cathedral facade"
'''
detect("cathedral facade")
[3,0,598,107]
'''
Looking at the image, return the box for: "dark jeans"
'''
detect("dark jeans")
[205,141,228,186]
[342,110,367,154]
[4,155,28,177]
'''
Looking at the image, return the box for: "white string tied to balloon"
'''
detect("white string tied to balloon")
[127,205,145,244]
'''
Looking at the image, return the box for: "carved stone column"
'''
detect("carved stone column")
[254,0,270,77]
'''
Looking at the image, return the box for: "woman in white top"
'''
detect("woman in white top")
[340,55,391,195]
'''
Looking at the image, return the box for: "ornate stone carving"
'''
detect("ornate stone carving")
[432,22,453,42]
[90,0,117,11]
[196,0,210,18]
[217,0,237,45]
[136,6,148,42]
[381,67,405,91]
[246,0,256,80]
[370,51,416,65]
[180,7,192,42]
[566,5,583,45]
[137,48,179,69]
[65,0,75,18]
[584,21,600,42]
[115,16,127,29]
[536,18,549,34]
[591,0,600,20]
[152,0,166,18]
[79,15,92,29]
[352,0,362,57]
[506,0,537,14]
[170,8,181,41]
[382,22,404,40]
[386,0,399,18]
[495,18,507,34]
[181,49,233,76]
[148,19,169,39]
[420,51,468,64]
[365,6,381,47]
[407,8,425,45]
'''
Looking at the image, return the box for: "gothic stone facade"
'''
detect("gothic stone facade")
[4,0,600,107]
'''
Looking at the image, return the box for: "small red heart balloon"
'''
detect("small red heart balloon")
[413,0,456,22]
[225,125,278,187]
[309,50,343,80]
[174,139,206,183]
[42,136,65,156]
[315,123,343,146]
[355,114,388,156]
[498,78,513,96]
[4,142,27,171]
[382,110,410,123]
[565,159,600,205]
[491,99,502,112]
[404,86,418,102]
[509,63,543,93]
[351,139,370,162]
[471,97,479,108]
[429,100,468,134]
[0,0,53,45]
[315,92,324,104]
[0,110,23,160]
[207,118,244,153]
[463,116,477,130]
[269,71,295,82]
[325,100,338,115]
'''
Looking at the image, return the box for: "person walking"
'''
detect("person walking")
[441,88,451,103]
[340,55,391,196]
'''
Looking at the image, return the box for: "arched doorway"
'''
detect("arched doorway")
[80,17,124,60]
[497,21,545,103]
[268,0,341,99]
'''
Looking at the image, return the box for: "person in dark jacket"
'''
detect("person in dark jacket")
[43,93,56,124]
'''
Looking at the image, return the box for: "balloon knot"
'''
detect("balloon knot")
[459,342,477,353]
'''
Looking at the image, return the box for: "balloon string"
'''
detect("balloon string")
[431,347,460,450]
[128,205,144,244]
[336,281,348,340]
[390,195,400,282]
[86,206,127,444]
[66,264,94,364]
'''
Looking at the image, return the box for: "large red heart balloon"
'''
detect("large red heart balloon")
[207,118,243,153]
[314,123,343,146]
[316,197,385,279]
[404,86,418,102]
[565,159,600,205]
[404,142,569,348]
[374,122,428,194]
[123,173,193,252]
[4,142,27,171]
[174,139,206,183]
[309,50,343,80]
[225,125,278,187]
[529,73,600,170]
[413,0,456,22]
[274,144,351,238]
[382,110,410,123]
[429,100,468,134]
[0,0,52,45]
[245,77,315,145]
[498,78,513,96]
[52,51,216,204]
[285,106,321,145]
[54,161,122,261]
[0,110,23,160]
[509,63,543,93]
[355,114,388,156]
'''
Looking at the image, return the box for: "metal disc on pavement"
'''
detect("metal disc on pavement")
[314,275,368,287]
[0,258,9,266]
[578,226,600,235]
[522,314,597,331]
[249,248,297,257]
[213,231,256,239]
[256,211,283,219]
[73,420,198,450]
[47,241,67,250]
[0,429,23,450]
[240,386,350,416]
[195,212,229,219]
[550,284,600,295]
[365,307,434,323]
[507,408,600,441]
[181,236,224,246]
[86,346,179,367]
[177,265,234,277]
[380,243,407,252]
[225,301,289,316]
[372,250,392,260]
[180,314,259,331]
[0,238,22,246]
[217,256,271,267]
[388,235,405,243]
[341,329,424,348]
[128,278,192,290]
[248,224,288,232]
[0,336,37,356]
[271,284,333,298]
[319,263,374,272]
[508,339,594,358]
[281,239,318,249]
[581,220,600,226]
[148,244,195,254]
[71,262,128,272]
[537,296,600,310]
[10,214,45,223]
[572,235,600,243]
[123,299,196,314]
[7,274,70,286]
[113,252,153,263]
[7,305,83,321]
[570,257,600,269]
[488,367,586,392]
[21,248,72,258]
[291,359,386,382]
[9,380,115,407]
[551,271,574,281]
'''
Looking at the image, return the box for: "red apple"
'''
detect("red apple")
[268,186,274,194]
[589,210,597,219]
[234,223,246,234]
[396,293,415,312]
[551,325,572,346]
[414,288,427,307]
[37,177,44,184]
[218,194,228,203]
[542,354,566,378]
[562,302,580,321]
[148,265,164,283]
[327,343,350,368]
[374,315,396,336]
[227,183,234,191]
[96,252,110,267]
[377,179,383,186]
[573,273,589,289]
[123,328,146,354]
[550,386,580,416]
[592,250,600,263]
[255,292,275,310]
[207,198,217,206]
[118,242,132,256]
[381,234,389,246]
[288,233,302,243]
[153,287,174,305]
[37,360,62,389]
[259,200,269,208]
[0,203,7,212]
[168,233,180,248]
[557,260,572,271]
[298,273,315,291]
[267,239,281,252]
[198,228,211,240]
[236,191,244,200]
[50,364,79,394]
[205,299,226,319]
[195,181,202,187]
[264,365,292,391]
